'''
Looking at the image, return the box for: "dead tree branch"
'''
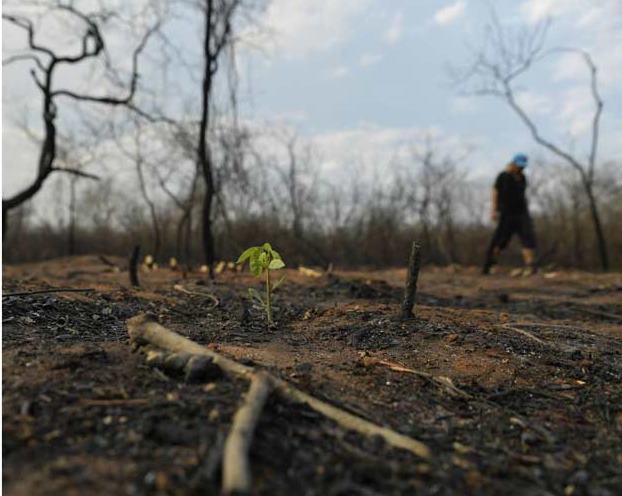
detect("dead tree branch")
[126,314,431,464]
[2,6,160,237]
[222,372,272,495]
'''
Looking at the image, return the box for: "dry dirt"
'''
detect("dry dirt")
[2,255,622,495]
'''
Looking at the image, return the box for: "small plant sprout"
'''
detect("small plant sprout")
[237,243,286,326]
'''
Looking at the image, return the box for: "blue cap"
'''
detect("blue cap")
[512,153,528,168]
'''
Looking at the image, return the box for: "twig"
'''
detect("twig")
[3,288,95,298]
[78,398,149,407]
[222,372,272,495]
[401,242,422,319]
[572,306,622,322]
[498,324,548,346]
[98,255,119,268]
[126,314,430,461]
[173,284,220,309]
[358,353,471,399]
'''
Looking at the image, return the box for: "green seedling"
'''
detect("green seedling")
[237,243,286,326]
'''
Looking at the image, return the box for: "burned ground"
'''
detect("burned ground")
[2,256,622,495]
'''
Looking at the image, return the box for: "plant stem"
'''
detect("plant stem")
[265,268,272,325]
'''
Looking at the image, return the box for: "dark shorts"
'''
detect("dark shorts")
[491,213,536,250]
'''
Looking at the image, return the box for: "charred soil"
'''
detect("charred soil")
[3,256,622,495]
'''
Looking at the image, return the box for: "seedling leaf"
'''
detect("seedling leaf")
[237,246,259,264]
[269,259,285,270]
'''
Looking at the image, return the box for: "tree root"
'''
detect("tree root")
[126,314,430,493]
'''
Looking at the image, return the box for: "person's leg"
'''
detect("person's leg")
[483,217,510,274]
[482,241,499,274]
[518,215,537,275]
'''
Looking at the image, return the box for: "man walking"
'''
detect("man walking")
[482,153,537,275]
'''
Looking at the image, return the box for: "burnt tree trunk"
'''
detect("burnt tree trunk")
[198,0,216,278]
[583,180,609,271]
[67,175,77,255]
[401,242,422,319]
[196,0,236,277]
[129,245,141,287]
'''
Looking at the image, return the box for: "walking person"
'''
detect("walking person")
[482,153,537,275]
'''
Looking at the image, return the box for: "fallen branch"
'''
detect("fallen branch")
[498,324,548,346]
[358,353,471,399]
[173,284,220,309]
[572,306,622,322]
[222,372,272,495]
[98,255,120,269]
[126,314,430,463]
[78,398,149,407]
[2,287,95,298]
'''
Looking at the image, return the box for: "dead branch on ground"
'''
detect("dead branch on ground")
[173,284,220,309]
[358,352,471,399]
[222,372,272,495]
[498,324,549,346]
[572,306,622,322]
[126,313,430,494]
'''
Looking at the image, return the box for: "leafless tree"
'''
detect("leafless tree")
[2,2,160,238]
[156,137,200,265]
[455,10,610,269]
[195,0,240,276]
[113,118,163,260]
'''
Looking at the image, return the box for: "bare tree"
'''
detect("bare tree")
[195,0,240,276]
[2,2,159,238]
[114,119,163,260]
[455,10,609,269]
[155,124,201,266]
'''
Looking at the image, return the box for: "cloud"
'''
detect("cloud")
[557,86,597,137]
[450,96,479,114]
[253,0,371,57]
[384,11,403,44]
[520,0,622,87]
[515,91,553,116]
[434,1,466,26]
[328,65,350,79]
[359,52,383,68]
[310,124,474,177]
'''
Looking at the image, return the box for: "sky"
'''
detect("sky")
[2,0,622,214]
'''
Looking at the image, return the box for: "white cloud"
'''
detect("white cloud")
[253,0,371,57]
[515,91,553,116]
[520,0,622,87]
[328,65,350,79]
[557,86,597,137]
[384,11,404,44]
[310,124,474,177]
[359,52,383,68]
[450,96,479,114]
[434,1,466,26]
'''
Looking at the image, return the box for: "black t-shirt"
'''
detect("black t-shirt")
[495,171,528,215]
